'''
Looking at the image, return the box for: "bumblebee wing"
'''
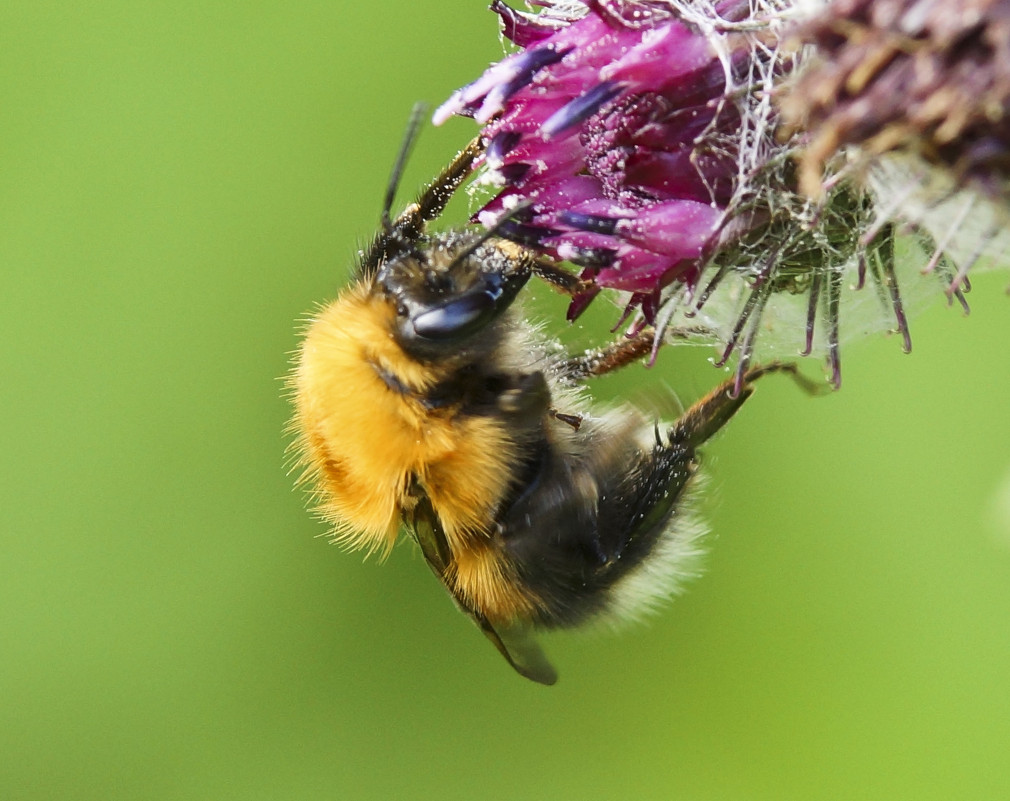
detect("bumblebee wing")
[470,613,558,687]
[406,495,557,686]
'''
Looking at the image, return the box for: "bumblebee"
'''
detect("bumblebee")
[291,132,801,685]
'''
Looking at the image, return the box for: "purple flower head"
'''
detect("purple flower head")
[436,0,1010,390]
[436,0,750,323]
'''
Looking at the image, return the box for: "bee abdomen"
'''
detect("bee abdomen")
[497,416,699,627]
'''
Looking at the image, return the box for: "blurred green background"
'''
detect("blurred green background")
[3,2,1010,799]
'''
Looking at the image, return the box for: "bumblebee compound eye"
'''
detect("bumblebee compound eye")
[410,284,503,340]
[390,238,533,347]
[408,268,527,341]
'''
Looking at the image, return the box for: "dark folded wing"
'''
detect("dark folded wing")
[406,494,557,686]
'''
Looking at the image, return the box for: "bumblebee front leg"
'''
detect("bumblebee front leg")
[359,135,484,277]
[531,258,595,297]
[409,137,484,230]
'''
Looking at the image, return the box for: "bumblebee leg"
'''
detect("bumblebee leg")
[532,258,595,297]
[554,323,730,383]
[410,137,484,229]
[670,362,824,449]
[359,137,484,277]
[555,329,657,382]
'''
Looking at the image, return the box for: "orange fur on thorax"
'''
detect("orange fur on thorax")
[293,284,522,567]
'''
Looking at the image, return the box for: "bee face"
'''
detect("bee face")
[376,232,533,357]
[291,132,800,685]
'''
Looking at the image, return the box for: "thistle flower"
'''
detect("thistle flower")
[781,0,1010,206]
[780,0,1010,300]
[435,0,1009,389]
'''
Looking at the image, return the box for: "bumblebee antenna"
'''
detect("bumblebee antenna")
[359,135,484,279]
[382,103,428,233]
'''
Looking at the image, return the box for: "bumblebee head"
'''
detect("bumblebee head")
[376,231,533,359]
[354,115,535,362]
